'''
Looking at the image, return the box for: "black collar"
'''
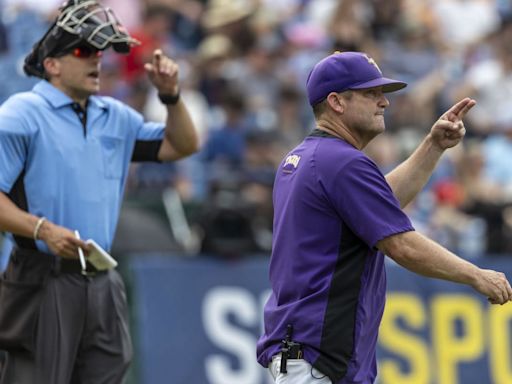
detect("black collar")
[309,128,336,138]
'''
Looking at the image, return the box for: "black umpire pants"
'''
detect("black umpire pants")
[1,250,132,384]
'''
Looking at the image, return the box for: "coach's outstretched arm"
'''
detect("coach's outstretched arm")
[377,231,512,305]
[0,192,86,259]
[385,98,476,208]
[144,49,199,162]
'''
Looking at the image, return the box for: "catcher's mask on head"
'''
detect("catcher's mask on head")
[24,0,139,78]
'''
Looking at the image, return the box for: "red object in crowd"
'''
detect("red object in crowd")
[433,180,465,207]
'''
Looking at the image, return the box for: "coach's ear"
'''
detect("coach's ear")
[42,57,61,79]
[326,92,345,114]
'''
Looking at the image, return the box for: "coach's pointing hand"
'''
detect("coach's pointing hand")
[430,97,476,150]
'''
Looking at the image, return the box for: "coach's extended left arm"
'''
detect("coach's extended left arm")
[385,97,475,208]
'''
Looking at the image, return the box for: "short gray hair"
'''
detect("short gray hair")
[311,90,353,119]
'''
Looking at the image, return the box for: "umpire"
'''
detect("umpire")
[0,1,198,383]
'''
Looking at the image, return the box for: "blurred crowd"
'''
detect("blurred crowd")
[2,0,512,259]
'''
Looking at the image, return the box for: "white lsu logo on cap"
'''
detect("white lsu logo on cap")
[283,154,301,173]
[364,54,382,74]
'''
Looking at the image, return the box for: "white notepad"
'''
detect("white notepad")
[86,239,118,270]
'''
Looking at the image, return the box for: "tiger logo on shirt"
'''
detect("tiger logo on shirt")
[283,154,301,173]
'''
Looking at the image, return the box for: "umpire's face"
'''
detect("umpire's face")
[43,46,103,103]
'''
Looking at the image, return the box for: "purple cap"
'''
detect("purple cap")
[306,52,407,105]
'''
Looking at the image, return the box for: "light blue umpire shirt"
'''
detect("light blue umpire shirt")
[0,80,166,253]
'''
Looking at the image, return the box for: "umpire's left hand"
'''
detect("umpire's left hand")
[144,49,179,97]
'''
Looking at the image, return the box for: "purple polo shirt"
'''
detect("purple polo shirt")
[257,130,414,383]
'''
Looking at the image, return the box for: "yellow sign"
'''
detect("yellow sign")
[379,293,512,384]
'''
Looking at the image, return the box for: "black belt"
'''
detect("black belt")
[12,248,106,277]
[59,258,106,276]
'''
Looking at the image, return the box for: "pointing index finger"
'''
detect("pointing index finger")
[153,49,163,72]
[455,98,476,120]
[445,97,477,121]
